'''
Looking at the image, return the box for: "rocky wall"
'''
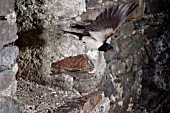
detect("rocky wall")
[14,0,170,113]
[136,0,170,112]
[0,0,20,113]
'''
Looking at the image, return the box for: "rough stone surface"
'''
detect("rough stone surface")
[0,63,18,96]
[0,0,14,16]
[118,21,135,36]
[145,0,168,14]
[136,9,170,112]
[51,54,93,71]
[90,97,110,113]
[0,46,19,66]
[0,0,19,113]
[15,0,86,31]
[50,73,74,90]
[128,0,145,19]
[55,91,102,113]
[118,34,144,59]
[0,96,21,113]
[86,0,99,8]
[0,20,18,50]
[0,70,15,90]
[16,78,81,113]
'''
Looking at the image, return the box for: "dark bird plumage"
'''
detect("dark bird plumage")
[63,2,138,52]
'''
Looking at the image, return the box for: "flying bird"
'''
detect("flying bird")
[63,2,138,52]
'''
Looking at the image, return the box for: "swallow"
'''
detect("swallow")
[63,2,138,52]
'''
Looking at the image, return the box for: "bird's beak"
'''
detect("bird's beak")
[106,48,114,52]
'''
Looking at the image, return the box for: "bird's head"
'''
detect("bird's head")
[98,43,113,52]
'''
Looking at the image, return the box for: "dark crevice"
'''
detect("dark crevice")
[139,2,170,111]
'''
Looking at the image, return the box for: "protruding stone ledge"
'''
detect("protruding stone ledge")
[51,54,94,72]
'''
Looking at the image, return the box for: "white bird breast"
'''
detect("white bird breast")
[89,28,114,42]
[82,36,103,49]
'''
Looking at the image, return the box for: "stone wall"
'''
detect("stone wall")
[137,0,170,112]
[0,0,20,113]
[2,0,169,112]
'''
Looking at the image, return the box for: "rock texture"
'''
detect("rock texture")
[51,54,92,71]
[0,20,17,49]
[0,0,20,112]
[0,0,15,16]
[55,92,103,113]
[13,0,170,112]
[0,96,20,113]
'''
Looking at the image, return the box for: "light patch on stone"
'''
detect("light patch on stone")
[53,36,86,61]
[48,0,86,18]
[86,50,106,78]
[130,97,133,102]
[68,45,78,52]
[12,63,18,75]
[75,0,86,15]
[118,70,121,74]
[0,46,19,66]
[118,101,123,106]
[115,83,123,99]
[75,16,82,21]
[89,69,96,74]
[0,98,5,103]
[114,39,120,52]
[110,73,118,81]
[6,12,16,25]
[110,94,116,102]
[127,103,133,111]
[125,55,133,72]
[132,30,136,34]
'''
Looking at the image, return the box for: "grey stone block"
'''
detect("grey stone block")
[0,63,18,95]
[0,46,19,66]
[0,70,15,90]
[0,0,14,16]
[0,20,18,49]
[0,96,21,113]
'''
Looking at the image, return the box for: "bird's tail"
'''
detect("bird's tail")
[63,30,84,40]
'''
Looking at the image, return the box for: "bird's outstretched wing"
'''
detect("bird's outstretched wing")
[84,2,138,42]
